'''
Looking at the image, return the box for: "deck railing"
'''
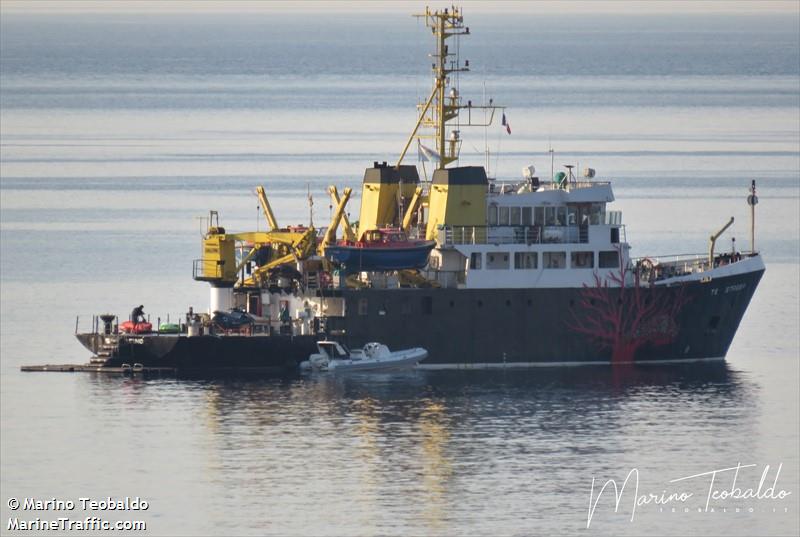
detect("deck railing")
[517,180,612,192]
[192,258,222,281]
[632,252,755,282]
[439,222,625,247]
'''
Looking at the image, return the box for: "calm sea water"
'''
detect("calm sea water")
[1,12,799,537]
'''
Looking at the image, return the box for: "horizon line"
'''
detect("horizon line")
[2,1,799,16]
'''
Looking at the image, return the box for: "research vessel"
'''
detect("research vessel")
[28,6,764,374]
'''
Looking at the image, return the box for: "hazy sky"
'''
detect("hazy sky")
[2,0,799,15]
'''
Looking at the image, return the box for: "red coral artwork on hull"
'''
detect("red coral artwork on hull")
[569,252,691,363]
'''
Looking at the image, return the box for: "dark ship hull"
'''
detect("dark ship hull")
[329,267,764,366]
[75,332,318,372]
[70,264,761,372]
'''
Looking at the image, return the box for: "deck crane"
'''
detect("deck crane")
[318,187,352,255]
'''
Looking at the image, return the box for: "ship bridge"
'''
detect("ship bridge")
[425,169,630,289]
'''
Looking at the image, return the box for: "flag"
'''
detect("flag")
[501,113,511,135]
[418,141,441,162]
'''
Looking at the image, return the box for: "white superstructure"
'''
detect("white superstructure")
[427,168,632,289]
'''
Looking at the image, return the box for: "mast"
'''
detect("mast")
[396,6,501,170]
[748,180,758,253]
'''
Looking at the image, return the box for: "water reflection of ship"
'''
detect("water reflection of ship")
[73,362,759,530]
[77,358,749,405]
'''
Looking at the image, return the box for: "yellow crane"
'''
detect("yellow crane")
[318,187,352,255]
[195,184,359,289]
[237,228,317,287]
[401,186,423,233]
[195,185,318,288]
[255,185,279,231]
[328,186,356,242]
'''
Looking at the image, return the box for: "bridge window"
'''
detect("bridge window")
[422,296,433,315]
[545,207,556,225]
[499,206,510,226]
[543,252,566,269]
[487,252,510,270]
[488,205,498,225]
[590,203,604,225]
[557,206,567,226]
[534,206,544,226]
[567,206,577,226]
[469,252,482,270]
[522,207,532,226]
[510,207,521,226]
[599,251,621,268]
[514,252,538,269]
[358,298,368,315]
[571,251,594,268]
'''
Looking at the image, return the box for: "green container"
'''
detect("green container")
[554,171,566,183]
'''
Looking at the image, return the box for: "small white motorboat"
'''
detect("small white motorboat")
[300,341,427,372]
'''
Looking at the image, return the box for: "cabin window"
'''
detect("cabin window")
[487,252,510,270]
[358,298,368,315]
[514,252,538,269]
[545,207,556,226]
[556,206,567,226]
[499,206,510,226]
[401,300,412,315]
[469,252,482,270]
[522,207,532,226]
[543,252,566,269]
[510,207,521,226]
[488,205,498,226]
[599,251,621,268]
[571,251,594,269]
[610,228,620,244]
[422,296,433,315]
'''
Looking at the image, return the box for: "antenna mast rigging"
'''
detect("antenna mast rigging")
[396,6,503,170]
